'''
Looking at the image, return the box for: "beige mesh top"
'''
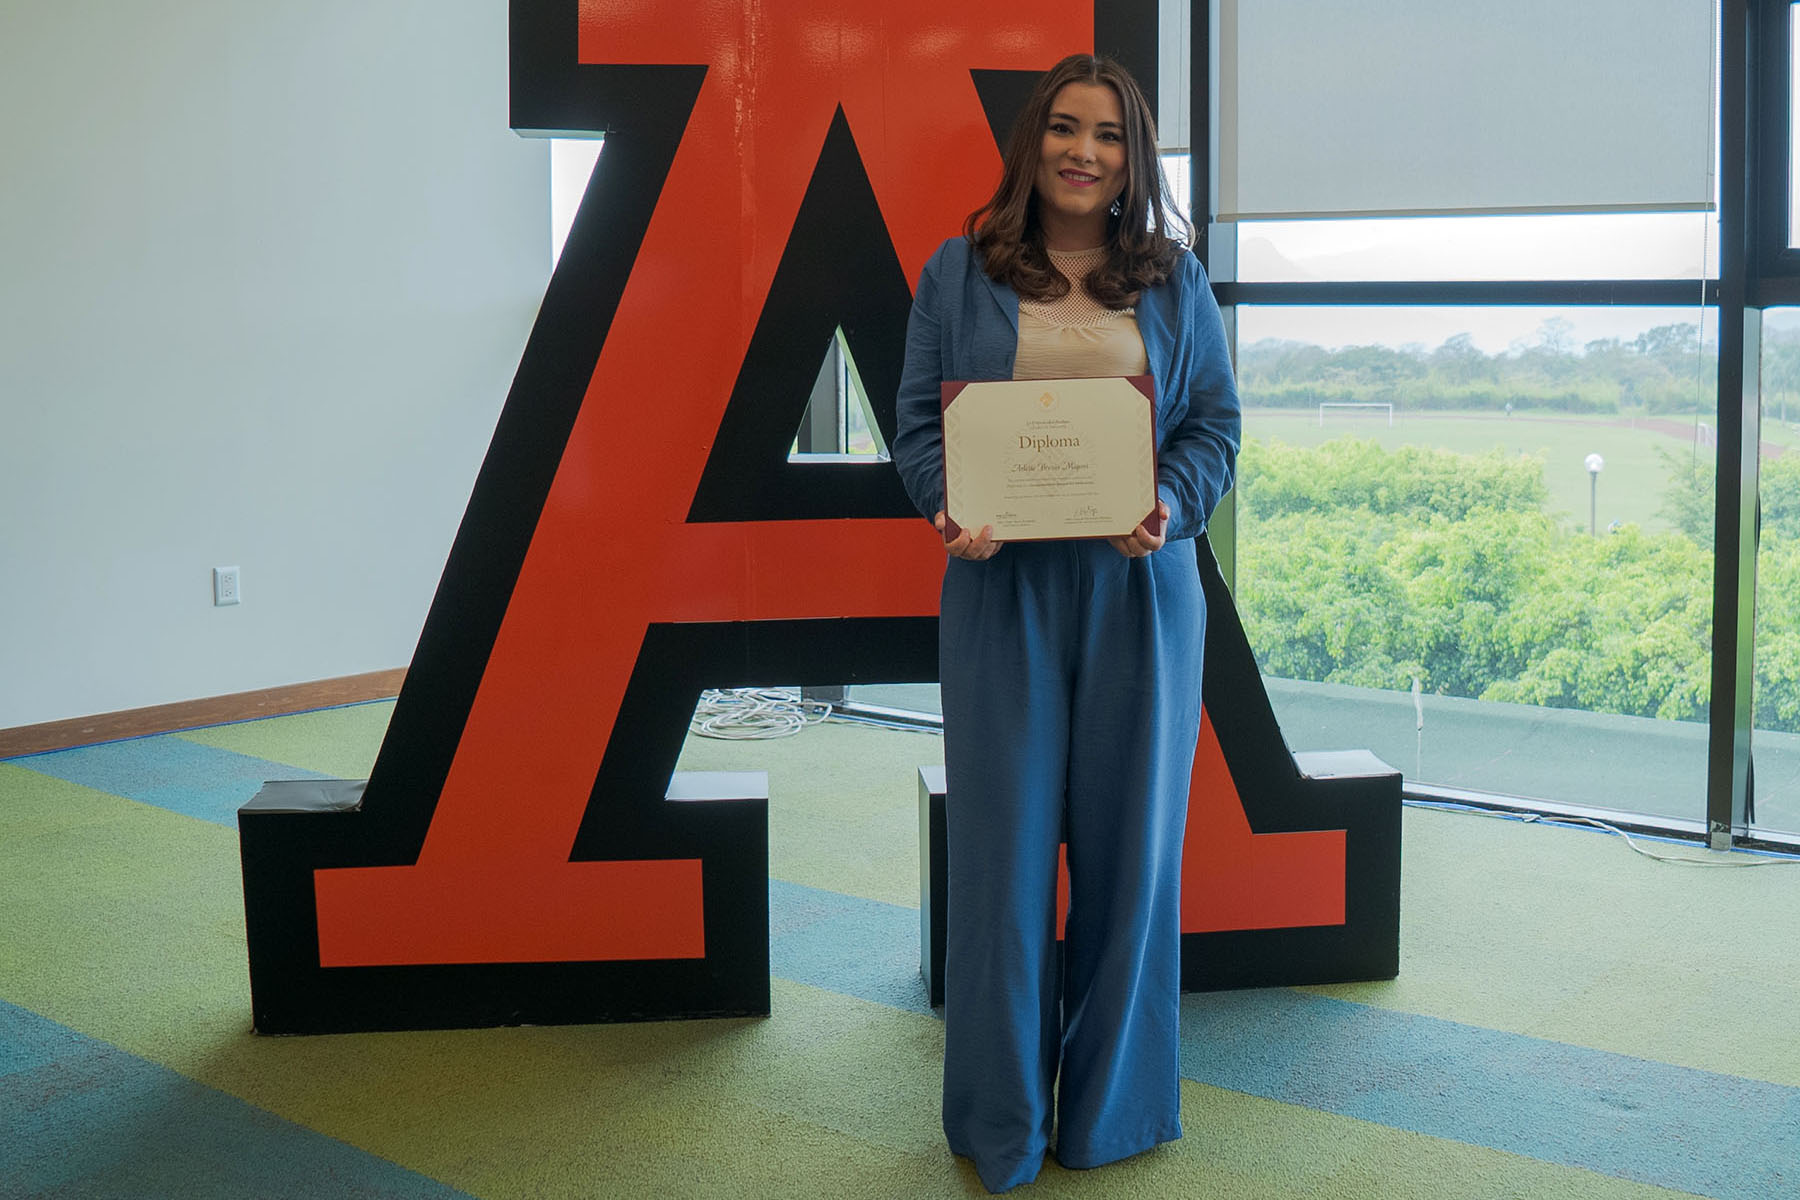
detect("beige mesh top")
[1013,246,1149,382]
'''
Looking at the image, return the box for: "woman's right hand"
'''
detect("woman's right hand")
[936,512,1003,561]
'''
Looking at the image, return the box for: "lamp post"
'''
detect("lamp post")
[1585,453,1605,535]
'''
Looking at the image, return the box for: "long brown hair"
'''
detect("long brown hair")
[964,54,1190,309]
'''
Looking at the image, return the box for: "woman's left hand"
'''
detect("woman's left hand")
[1108,500,1169,558]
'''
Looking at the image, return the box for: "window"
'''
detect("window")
[1755,307,1800,837]
[1238,213,1719,283]
[550,137,604,266]
[1790,3,1800,246]
[1235,305,1716,822]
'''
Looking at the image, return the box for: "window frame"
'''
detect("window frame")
[1194,0,1795,852]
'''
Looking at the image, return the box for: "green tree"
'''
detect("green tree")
[1758,453,1800,541]
[1654,445,1714,548]
[1480,528,1712,721]
[1754,538,1800,729]
[1237,436,1725,727]
[1763,333,1800,424]
[1429,333,1494,386]
[1633,323,1701,364]
[1238,437,1547,521]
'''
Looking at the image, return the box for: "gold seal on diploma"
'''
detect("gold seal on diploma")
[940,376,1158,542]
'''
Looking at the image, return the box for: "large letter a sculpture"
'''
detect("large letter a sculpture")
[236,0,1400,1035]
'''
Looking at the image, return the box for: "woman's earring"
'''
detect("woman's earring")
[1109,197,1122,217]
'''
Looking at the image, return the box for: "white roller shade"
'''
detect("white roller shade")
[1159,0,1192,150]
[1218,0,1716,222]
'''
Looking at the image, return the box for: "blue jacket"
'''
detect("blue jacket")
[892,236,1241,542]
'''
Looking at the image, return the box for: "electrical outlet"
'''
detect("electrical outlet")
[213,566,241,607]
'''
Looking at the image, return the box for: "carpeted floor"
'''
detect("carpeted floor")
[3,699,1798,1199]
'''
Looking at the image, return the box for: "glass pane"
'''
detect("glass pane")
[844,683,942,717]
[1755,308,1800,836]
[1791,5,1800,247]
[1238,212,1719,282]
[1236,305,1717,822]
[550,137,604,267]
[1161,153,1192,231]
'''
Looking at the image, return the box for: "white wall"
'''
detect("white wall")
[0,1,549,728]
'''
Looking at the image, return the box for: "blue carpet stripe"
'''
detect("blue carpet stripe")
[12,732,1799,1197]
[1180,988,1799,1200]
[769,878,1800,1198]
[770,879,936,1016]
[11,738,329,826]
[0,1000,472,1200]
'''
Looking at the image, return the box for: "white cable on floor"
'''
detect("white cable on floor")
[1406,799,1800,868]
[688,688,832,740]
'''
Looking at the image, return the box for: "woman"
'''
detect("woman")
[892,54,1241,1193]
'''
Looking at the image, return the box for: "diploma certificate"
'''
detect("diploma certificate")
[940,376,1159,542]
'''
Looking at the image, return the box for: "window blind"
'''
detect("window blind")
[1217,0,1716,221]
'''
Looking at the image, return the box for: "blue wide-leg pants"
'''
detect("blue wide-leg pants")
[939,537,1205,1194]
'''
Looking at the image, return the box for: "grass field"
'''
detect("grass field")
[1243,409,1737,533]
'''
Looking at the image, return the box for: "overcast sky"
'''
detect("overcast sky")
[1236,212,1730,354]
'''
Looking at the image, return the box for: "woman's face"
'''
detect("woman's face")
[1033,82,1129,246]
